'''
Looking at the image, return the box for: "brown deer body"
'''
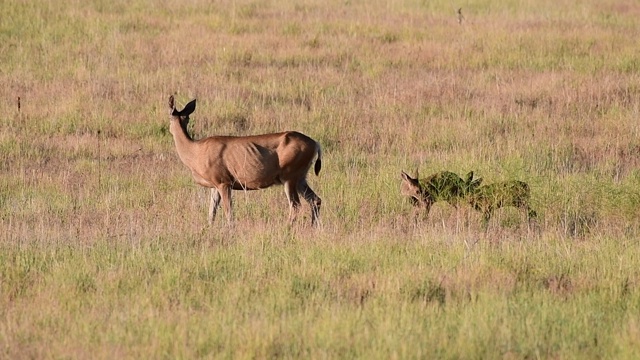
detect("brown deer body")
[169,96,322,226]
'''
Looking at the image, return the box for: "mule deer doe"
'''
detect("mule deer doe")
[168,95,322,226]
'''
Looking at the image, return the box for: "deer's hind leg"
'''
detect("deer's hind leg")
[523,203,537,223]
[218,185,233,226]
[208,188,222,225]
[481,209,493,230]
[297,179,321,226]
[285,181,302,224]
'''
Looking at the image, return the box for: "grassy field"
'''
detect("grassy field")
[2,0,640,358]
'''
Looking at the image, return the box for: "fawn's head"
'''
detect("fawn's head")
[401,171,433,208]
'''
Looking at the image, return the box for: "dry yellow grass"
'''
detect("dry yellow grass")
[1,0,640,358]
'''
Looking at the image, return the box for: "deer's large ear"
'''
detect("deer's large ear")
[401,171,411,181]
[182,99,196,116]
[172,99,197,117]
[168,95,175,110]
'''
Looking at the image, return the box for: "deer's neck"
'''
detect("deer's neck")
[170,120,198,167]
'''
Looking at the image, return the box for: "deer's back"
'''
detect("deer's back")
[474,180,530,204]
[423,171,466,202]
[196,131,318,189]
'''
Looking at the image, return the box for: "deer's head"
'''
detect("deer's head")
[401,171,433,209]
[169,95,197,136]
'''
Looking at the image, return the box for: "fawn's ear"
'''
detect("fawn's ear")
[401,171,419,183]
[401,171,421,188]
[465,171,474,183]
[470,177,483,188]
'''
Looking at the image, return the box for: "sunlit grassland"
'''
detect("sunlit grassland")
[1,0,640,358]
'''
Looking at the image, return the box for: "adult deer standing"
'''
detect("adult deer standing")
[168,95,322,226]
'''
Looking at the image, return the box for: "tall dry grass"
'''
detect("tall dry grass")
[1,0,640,358]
